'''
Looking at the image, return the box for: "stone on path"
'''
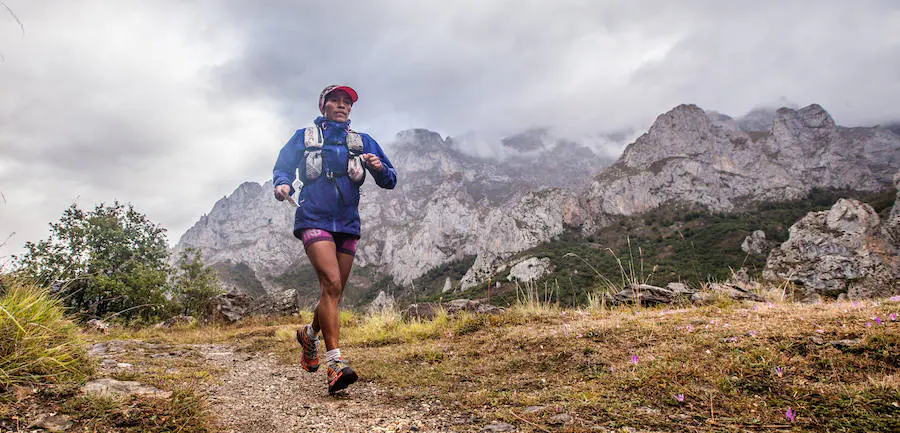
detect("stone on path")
[82,378,171,399]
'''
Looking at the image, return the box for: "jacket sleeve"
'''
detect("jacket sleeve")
[363,134,397,189]
[273,130,303,196]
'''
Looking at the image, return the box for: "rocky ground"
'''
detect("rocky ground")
[81,339,482,432]
[194,344,472,432]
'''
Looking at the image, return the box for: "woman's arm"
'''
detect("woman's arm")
[273,130,303,196]
[362,134,397,189]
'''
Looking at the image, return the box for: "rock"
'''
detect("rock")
[666,282,697,295]
[82,378,171,399]
[367,290,395,315]
[506,257,553,283]
[84,319,109,333]
[402,299,505,321]
[445,299,479,313]
[155,315,194,328]
[209,292,251,322]
[28,413,72,432]
[403,303,441,321]
[585,103,898,218]
[741,230,775,257]
[829,339,862,350]
[480,422,517,432]
[763,199,899,300]
[549,413,574,425]
[441,277,453,294]
[474,303,504,315]
[690,283,764,305]
[885,170,900,246]
[607,284,693,306]
[523,406,547,414]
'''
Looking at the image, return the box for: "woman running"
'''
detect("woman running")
[273,84,397,394]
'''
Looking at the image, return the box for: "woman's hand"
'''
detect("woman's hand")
[274,184,291,201]
[361,153,383,173]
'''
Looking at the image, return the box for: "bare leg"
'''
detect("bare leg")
[307,243,356,351]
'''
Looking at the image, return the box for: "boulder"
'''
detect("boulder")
[763,198,899,301]
[741,230,776,257]
[885,170,900,246]
[154,315,194,328]
[690,282,765,305]
[208,292,251,323]
[402,303,442,321]
[506,257,553,283]
[402,299,504,321]
[607,283,697,306]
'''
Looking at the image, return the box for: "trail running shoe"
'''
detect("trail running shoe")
[326,357,358,394]
[296,325,320,373]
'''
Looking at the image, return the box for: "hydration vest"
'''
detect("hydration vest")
[302,125,366,184]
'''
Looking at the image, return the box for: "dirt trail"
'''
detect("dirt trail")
[194,344,473,433]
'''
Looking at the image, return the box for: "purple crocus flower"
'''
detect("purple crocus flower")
[785,407,796,422]
[673,393,685,402]
[875,317,882,325]
[866,322,872,327]
[631,355,639,364]
[774,366,783,377]
[890,313,898,322]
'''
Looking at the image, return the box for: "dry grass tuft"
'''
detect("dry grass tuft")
[0,279,93,389]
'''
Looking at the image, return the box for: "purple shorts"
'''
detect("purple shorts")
[300,228,359,256]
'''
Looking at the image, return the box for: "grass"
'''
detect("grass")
[0,278,216,432]
[0,278,93,388]
[5,281,897,431]
[120,293,897,431]
[336,297,900,432]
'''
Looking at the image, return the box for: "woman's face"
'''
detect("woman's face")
[323,90,353,122]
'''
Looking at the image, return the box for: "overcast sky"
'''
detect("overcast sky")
[1,0,899,260]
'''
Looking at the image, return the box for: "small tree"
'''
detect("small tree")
[15,201,172,322]
[172,247,222,317]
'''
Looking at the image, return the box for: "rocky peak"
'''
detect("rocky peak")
[770,105,837,154]
[394,128,446,150]
[619,103,732,170]
[587,102,899,218]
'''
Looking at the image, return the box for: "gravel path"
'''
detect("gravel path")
[195,344,476,433]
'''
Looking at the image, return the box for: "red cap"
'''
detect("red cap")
[319,85,359,113]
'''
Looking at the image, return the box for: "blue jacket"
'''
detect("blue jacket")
[273,117,397,238]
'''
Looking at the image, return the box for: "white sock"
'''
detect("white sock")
[307,325,318,340]
[325,348,342,363]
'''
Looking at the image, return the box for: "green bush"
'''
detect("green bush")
[15,202,172,323]
[172,248,223,317]
[0,278,92,389]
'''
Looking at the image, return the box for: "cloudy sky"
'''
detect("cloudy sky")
[1,0,898,260]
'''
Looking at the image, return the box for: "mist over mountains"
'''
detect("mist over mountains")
[174,103,900,307]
